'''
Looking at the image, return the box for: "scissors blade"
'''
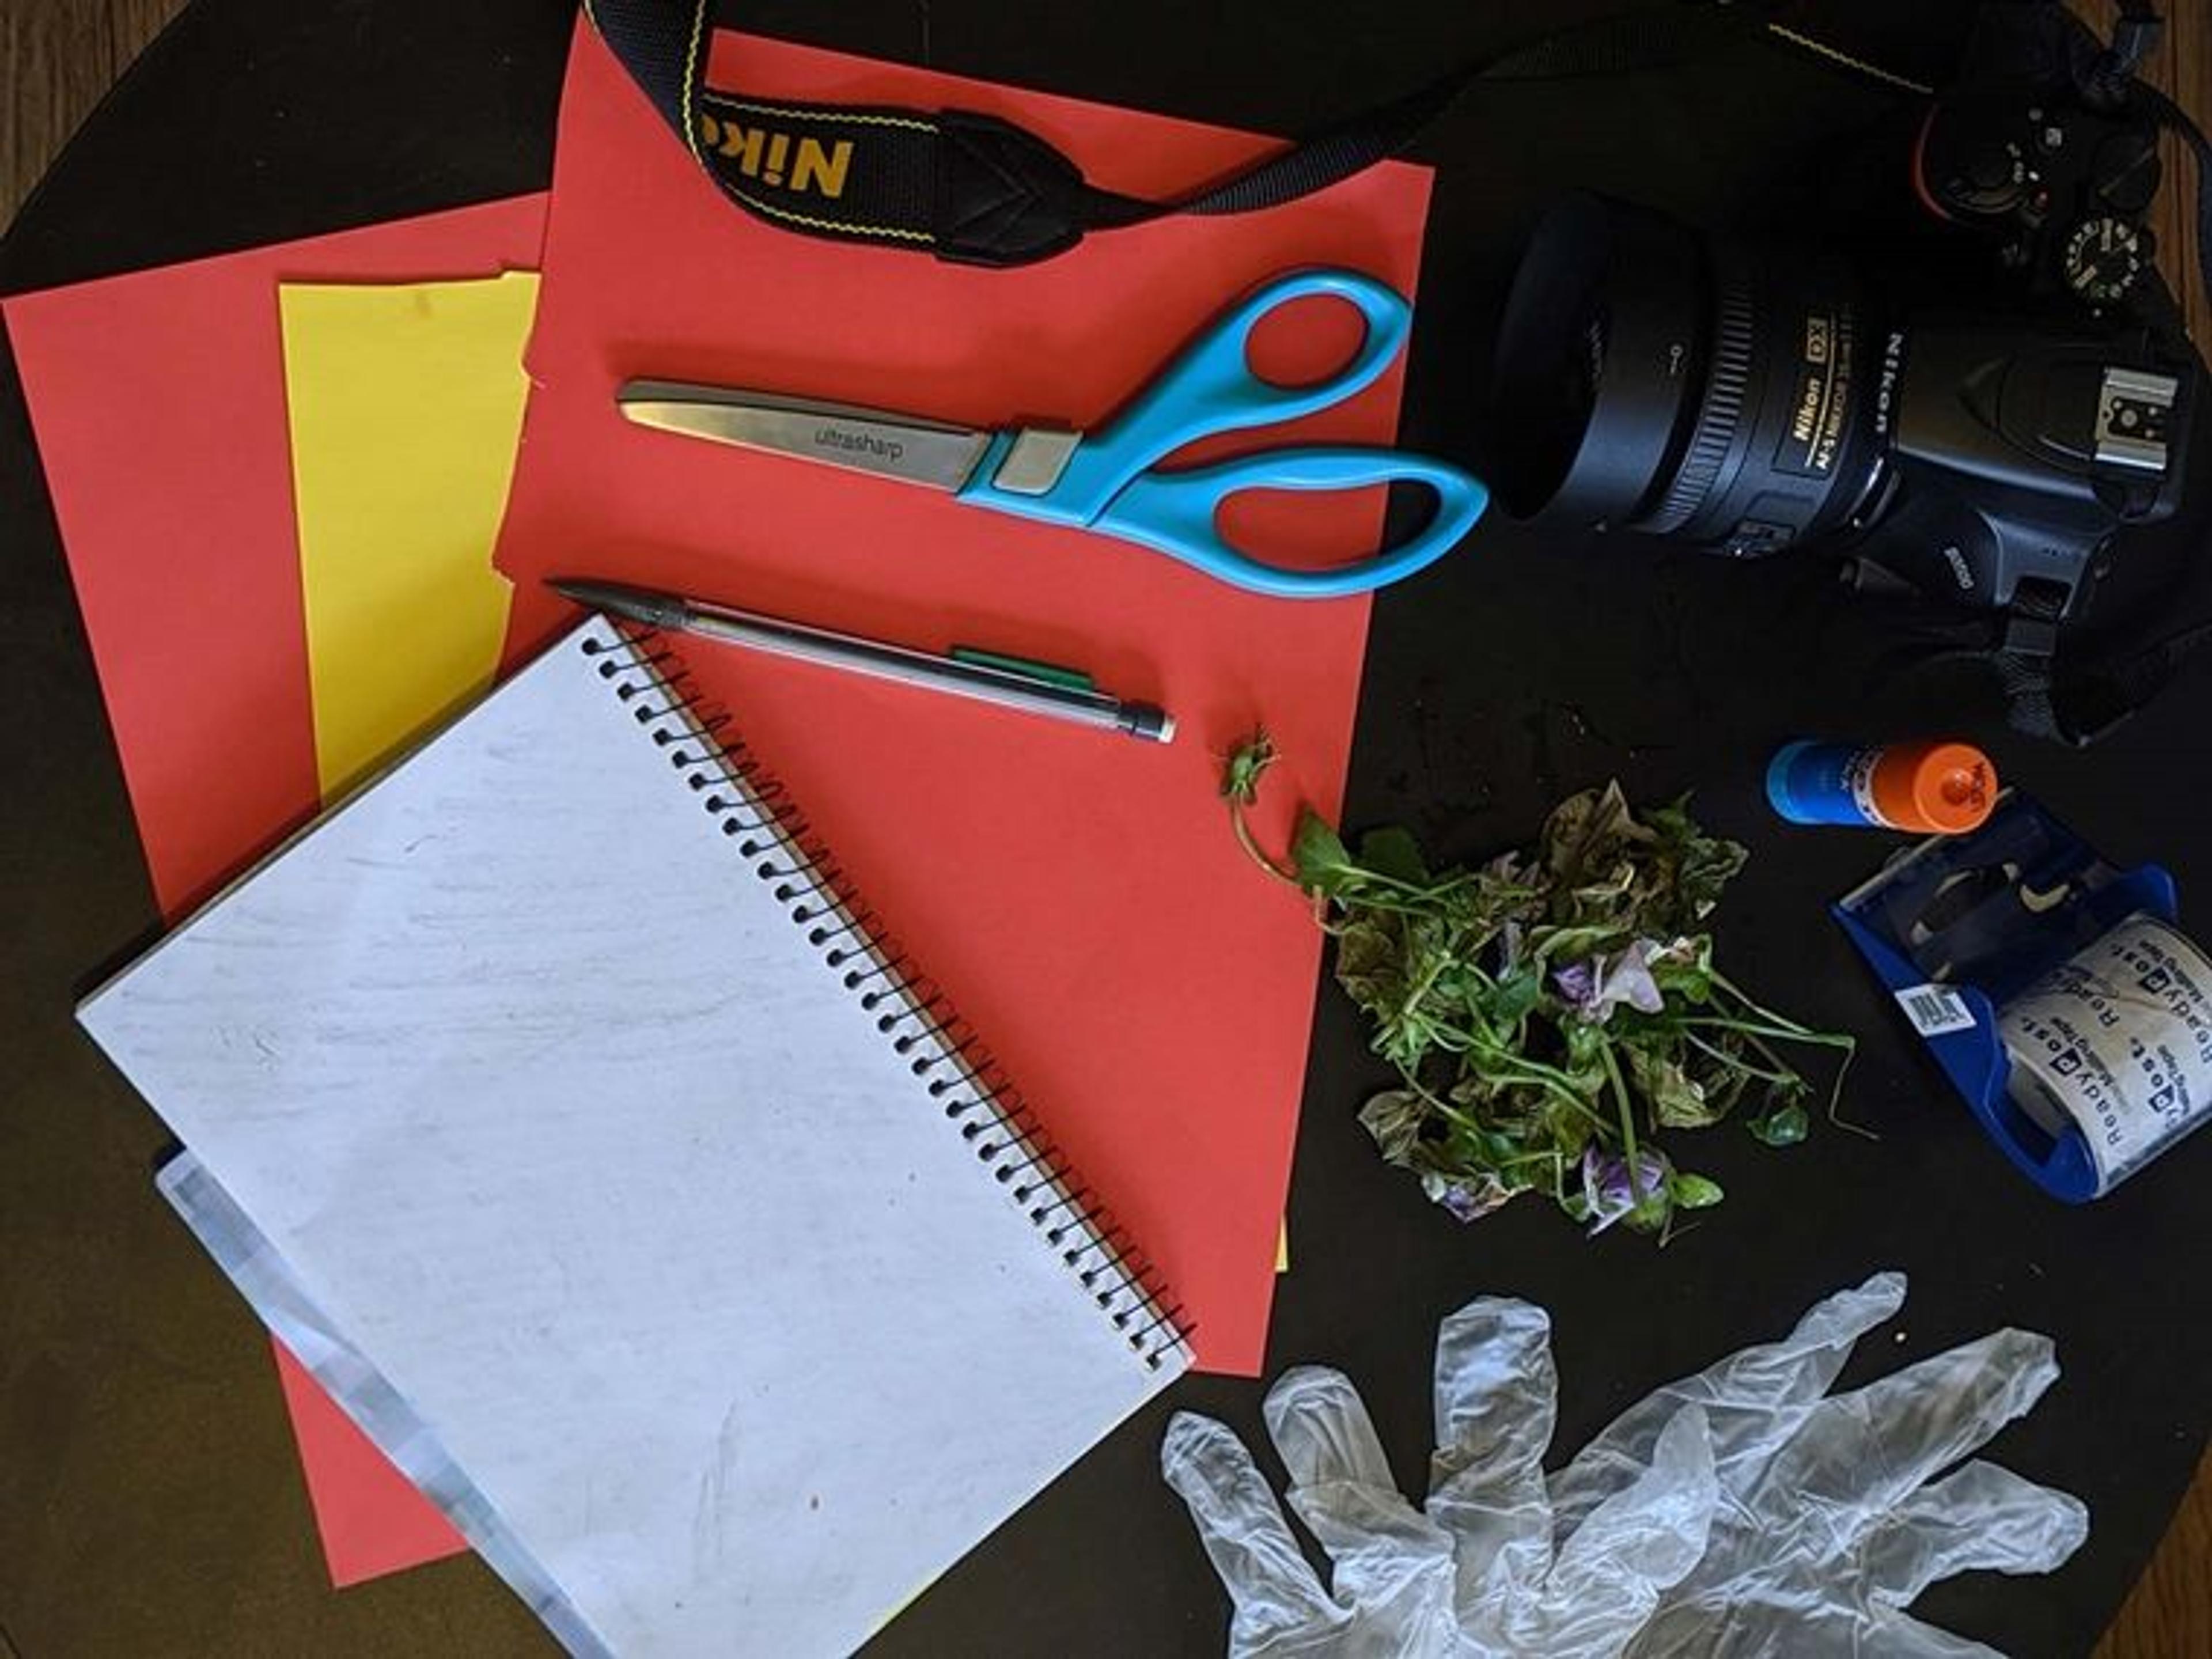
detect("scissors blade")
[618,380,992,491]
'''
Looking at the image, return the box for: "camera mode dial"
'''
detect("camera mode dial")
[1916,88,2039,221]
[2062,214,2149,305]
[1928,132,2032,219]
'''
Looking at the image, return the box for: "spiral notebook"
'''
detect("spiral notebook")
[77,616,1191,1657]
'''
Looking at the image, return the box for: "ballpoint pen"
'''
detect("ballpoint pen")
[548,578,1175,744]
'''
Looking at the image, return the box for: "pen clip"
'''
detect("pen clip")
[949,647,1100,694]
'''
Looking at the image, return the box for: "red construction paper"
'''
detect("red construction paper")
[5,196,544,1586]
[269,1346,472,1584]
[495,27,1435,1376]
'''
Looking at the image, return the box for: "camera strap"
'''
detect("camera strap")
[2132,79,2212,300]
[1988,584,2104,743]
[2030,620,2212,745]
[1967,576,2212,745]
[579,0,1919,266]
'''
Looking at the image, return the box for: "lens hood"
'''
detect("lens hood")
[1489,193,1706,524]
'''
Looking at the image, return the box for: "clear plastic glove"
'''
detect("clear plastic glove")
[1165,1274,2086,1659]
[1567,1272,2091,1659]
[1160,1299,1719,1658]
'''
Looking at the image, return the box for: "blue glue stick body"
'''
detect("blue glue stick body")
[1767,739,1996,834]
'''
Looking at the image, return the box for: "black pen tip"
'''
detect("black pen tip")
[1124,703,1177,744]
[547,578,690,630]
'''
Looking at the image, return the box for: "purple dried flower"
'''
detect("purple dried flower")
[1422,1169,1514,1223]
[1594,940,1667,1017]
[1581,1145,1675,1233]
[1554,960,1597,1009]
[1559,940,1670,1023]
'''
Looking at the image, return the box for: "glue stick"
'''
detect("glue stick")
[1766,739,1996,834]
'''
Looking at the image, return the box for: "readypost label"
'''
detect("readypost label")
[1998,914,2212,1194]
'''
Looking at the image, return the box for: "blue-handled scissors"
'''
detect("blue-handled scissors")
[617,268,1486,600]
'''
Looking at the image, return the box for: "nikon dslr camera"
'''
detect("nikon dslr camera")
[1488,2,2207,736]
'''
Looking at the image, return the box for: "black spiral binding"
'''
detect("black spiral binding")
[579,622,1194,1371]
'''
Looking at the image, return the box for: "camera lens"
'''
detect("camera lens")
[1490,194,1884,557]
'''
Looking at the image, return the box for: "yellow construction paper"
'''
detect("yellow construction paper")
[281,272,539,796]
[1276,1219,1288,1274]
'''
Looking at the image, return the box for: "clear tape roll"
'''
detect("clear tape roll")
[1999,913,2212,1195]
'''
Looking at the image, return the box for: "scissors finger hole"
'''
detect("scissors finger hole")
[1244,293,1376,395]
[1215,483,1396,573]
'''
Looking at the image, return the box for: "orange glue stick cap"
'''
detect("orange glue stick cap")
[1870,740,1997,834]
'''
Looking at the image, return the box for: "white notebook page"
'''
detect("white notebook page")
[81,619,1184,1657]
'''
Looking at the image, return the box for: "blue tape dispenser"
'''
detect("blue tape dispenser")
[1835,791,2212,1201]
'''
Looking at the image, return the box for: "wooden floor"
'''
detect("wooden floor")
[3,1,2210,1654]
[1,0,181,231]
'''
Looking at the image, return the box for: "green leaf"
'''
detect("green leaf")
[1534,1093,1601,1160]
[1357,825,1430,886]
[1627,1047,1720,1129]
[1335,917,1443,1074]
[1528,923,1623,965]
[1358,1088,1429,1166]
[1620,1191,1675,1234]
[1219,730,1278,804]
[1483,966,1543,1029]
[1649,934,1716,1002]
[1333,914,1403,1005]
[1748,1100,1810,1147]
[1291,808,1358,897]
[1473,854,1544,926]
[1645,796,1747,929]
[1562,1017,1607,1066]
[1668,1171,1725,1209]
[1542,781,1641,883]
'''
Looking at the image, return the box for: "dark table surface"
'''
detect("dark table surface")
[5,2,2210,1654]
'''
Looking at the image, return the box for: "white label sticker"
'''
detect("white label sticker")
[1896,983,1976,1036]
[1998,914,2212,1193]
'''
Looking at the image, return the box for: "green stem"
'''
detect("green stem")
[1599,1040,1645,1202]
[1399,951,1453,1024]
[1330,885,1476,920]
[1437,1053,1607,1131]
[1709,972,1830,1037]
[1414,1090,1558,1171]
[1821,1041,1874,1141]
[1687,1013,1855,1050]
[1338,866,1485,901]
[1712,1020,1873,1143]
[1733,1024,1800,1078]
[1682,1028,1800,1087]
[1310,891,1437,923]
[1497,1069,1611,1131]
[1417,1021,1610,1130]
[1229,801,1300,885]
[1397,1068,1457,1115]
[1419,1094,1491,1138]
[1496,1148,1570,1171]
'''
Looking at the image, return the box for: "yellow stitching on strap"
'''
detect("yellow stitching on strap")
[698,92,938,134]
[1765,23,1935,97]
[679,0,711,164]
